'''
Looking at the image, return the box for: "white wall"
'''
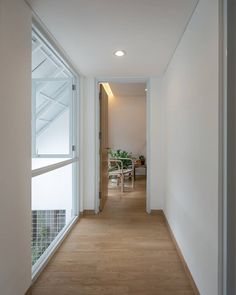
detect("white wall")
[108,95,146,158]
[0,1,32,294]
[82,77,97,210]
[149,78,165,210]
[160,0,219,294]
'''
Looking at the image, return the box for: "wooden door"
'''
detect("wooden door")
[99,84,109,211]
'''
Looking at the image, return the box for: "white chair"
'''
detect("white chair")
[108,158,134,192]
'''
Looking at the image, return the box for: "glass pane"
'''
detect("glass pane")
[31,164,75,266]
[33,79,72,155]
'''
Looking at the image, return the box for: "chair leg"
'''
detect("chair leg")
[131,172,134,188]
[121,175,124,193]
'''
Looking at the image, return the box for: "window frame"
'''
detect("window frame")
[31,24,80,280]
[32,77,75,158]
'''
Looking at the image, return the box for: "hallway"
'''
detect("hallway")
[29,177,195,295]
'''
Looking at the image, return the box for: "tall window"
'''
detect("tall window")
[31,28,78,276]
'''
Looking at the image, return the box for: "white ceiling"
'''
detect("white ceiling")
[109,83,146,97]
[29,0,198,77]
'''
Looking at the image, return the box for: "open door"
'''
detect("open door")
[99,84,109,211]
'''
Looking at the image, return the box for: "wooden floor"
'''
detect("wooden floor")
[29,177,195,295]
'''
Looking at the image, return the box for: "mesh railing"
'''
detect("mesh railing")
[31,210,66,265]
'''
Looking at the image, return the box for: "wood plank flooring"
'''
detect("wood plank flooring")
[29,176,195,295]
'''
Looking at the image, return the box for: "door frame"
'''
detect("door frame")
[98,84,109,211]
[94,77,151,214]
[219,0,227,294]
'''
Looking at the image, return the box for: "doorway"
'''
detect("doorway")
[97,81,149,213]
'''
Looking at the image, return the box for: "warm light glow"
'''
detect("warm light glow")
[114,50,126,57]
[102,83,114,98]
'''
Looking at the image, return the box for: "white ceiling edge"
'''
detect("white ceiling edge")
[162,0,200,76]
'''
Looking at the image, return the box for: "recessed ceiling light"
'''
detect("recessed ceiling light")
[114,50,126,57]
[145,88,147,92]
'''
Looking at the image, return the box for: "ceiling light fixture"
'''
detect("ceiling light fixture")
[114,50,126,57]
[101,83,114,98]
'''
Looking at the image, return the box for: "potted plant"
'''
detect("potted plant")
[109,149,132,169]
[139,155,145,165]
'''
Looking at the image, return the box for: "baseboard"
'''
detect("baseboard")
[150,209,163,215]
[25,286,32,295]
[80,209,96,216]
[162,211,200,295]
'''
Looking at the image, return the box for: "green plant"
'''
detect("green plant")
[109,149,132,169]
[31,224,50,265]
[139,155,145,165]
